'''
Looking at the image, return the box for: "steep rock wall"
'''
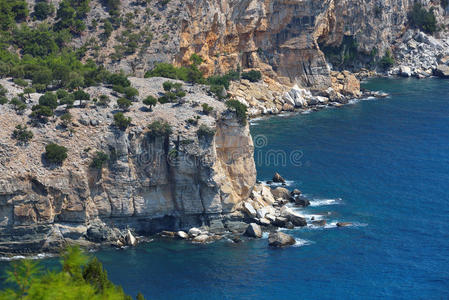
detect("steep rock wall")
[0,77,256,254]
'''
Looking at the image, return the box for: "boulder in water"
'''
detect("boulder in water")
[177,231,189,239]
[245,223,262,238]
[268,232,296,247]
[188,227,202,237]
[294,196,310,207]
[271,187,291,200]
[192,234,212,243]
[125,230,137,246]
[272,172,286,183]
[291,189,302,196]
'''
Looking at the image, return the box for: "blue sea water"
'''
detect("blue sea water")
[1,78,449,299]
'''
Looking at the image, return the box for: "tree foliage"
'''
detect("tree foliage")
[0,246,144,299]
[12,124,33,143]
[45,142,68,164]
[113,112,131,130]
[225,99,247,125]
[408,3,437,34]
[147,120,172,138]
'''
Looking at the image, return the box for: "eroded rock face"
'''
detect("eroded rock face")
[0,77,256,254]
[175,0,441,89]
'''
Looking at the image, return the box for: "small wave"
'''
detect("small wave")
[292,238,313,247]
[309,198,342,207]
[301,109,312,114]
[0,253,55,261]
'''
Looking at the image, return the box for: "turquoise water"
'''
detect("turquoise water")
[1,78,449,299]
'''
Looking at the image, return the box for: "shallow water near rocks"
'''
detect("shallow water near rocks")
[1,78,449,299]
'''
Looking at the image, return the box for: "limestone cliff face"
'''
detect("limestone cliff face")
[0,77,256,253]
[31,0,445,89]
[176,0,445,88]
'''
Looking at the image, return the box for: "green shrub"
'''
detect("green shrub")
[408,3,437,34]
[33,84,47,93]
[0,246,139,299]
[143,95,157,111]
[60,112,72,126]
[57,89,69,99]
[24,87,36,98]
[225,99,247,125]
[107,72,130,87]
[145,63,180,79]
[379,49,394,69]
[160,81,185,103]
[59,94,75,108]
[117,97,132,110]
[207,70,240,90]
[202,103,213,115]
[147,120,172,138]
[31,104,54,120]
[0,96,8,105]
[186,118,198,126]
[13,78,28,87]
[124,86,138,100]
[197,124,215,140]
[0,84,7,96]
[73,90,90,100]
[38,92,58,109]
[90,151,109,169]
[45,142,68,164]
[34,2,55,20]
[113,112,131,130]
[103,19,113,38]
[9,97,26,113]
[209,84,226,99]
[241,70,262,82]
[97,94,110,107]
[12,124,33,143]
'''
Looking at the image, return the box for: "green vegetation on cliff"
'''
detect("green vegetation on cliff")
[408,3,437,34]
[0,246,145,300]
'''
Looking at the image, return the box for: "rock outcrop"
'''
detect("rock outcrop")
[268,232,296,247]
[0,77,256,254]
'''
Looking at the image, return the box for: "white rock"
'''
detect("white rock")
[188,227,202,237]
[261,185,275,205]
[177,231,189,239]
[245,223,262,238]
[266,214,276,222]
[192,234,211,243]
[125,229,137,246]
[400,66,412,77]
[243,202,257,217]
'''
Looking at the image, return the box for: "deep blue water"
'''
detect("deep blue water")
[2,78,449,299]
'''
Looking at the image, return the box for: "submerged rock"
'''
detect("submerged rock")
[245,223,262,238]
[336,222,353,227]
[312,220,327,226]
[268,232,296,247]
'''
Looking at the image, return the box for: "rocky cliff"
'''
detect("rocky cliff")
[0,77,256,254]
